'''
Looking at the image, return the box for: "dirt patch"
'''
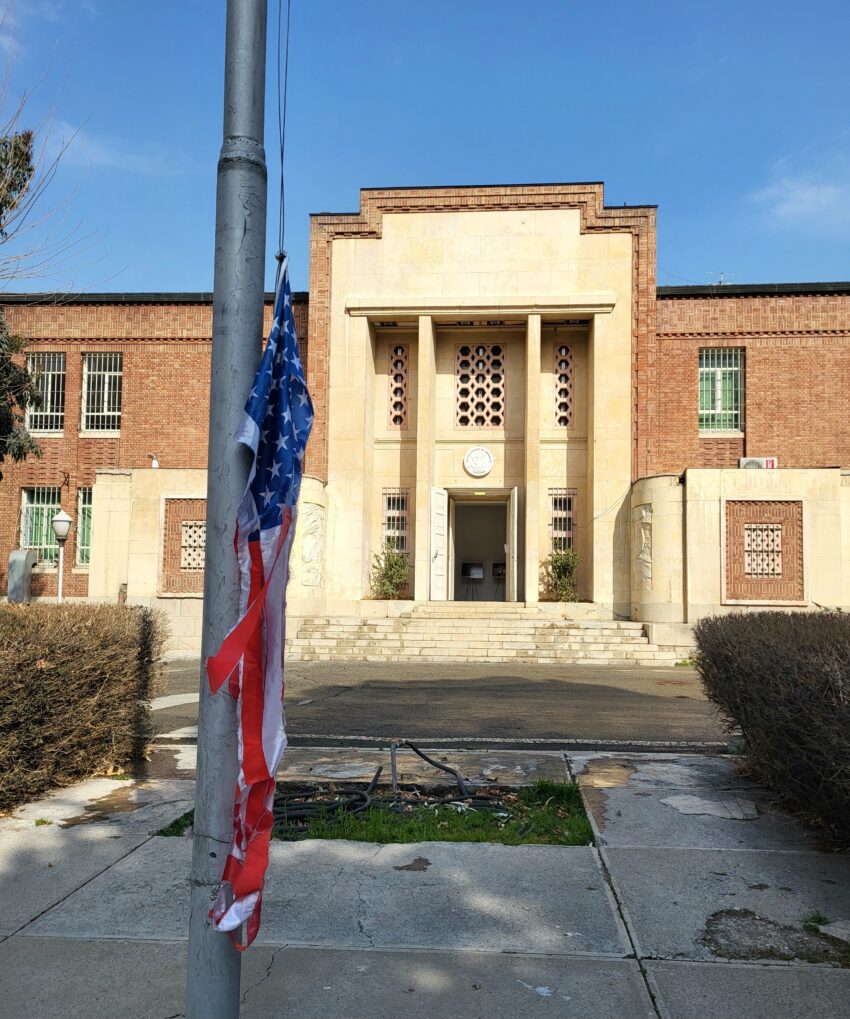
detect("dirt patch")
[393,856,431,872]
[576,760,636,833]
[701,909,850,967]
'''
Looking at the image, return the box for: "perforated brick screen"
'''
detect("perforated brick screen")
[162,497,207,594]
[726,500,803,602]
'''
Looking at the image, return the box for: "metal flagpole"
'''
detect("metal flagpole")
[186,1,268,1015]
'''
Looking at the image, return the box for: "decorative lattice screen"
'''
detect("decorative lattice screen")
[456,343,504,427]
[388,344,409,428]
[180,521,207,570]
[725,501,803,602]
[744,523,782,577]
[161,498,207,594]
[554,344,574,428]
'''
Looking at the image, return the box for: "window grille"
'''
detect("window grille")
[456,343,504,427]
[382,488,410,555]
[82,352,123,431]
[699,348,744,432]
[76,488,93,566]
[554,344,574,427]
[26,353,66,432]
[388,344,409,428]
[180,521,206,570]
[744,523,782,577]
[549,488,577,552]
[20,487,61,564]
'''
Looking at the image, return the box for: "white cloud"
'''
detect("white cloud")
[54,120,183,177]
[750,158,850,235]
[0,0,95,56]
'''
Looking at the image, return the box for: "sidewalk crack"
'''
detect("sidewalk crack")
[240,945,286,1005]
[594,845,662,1019]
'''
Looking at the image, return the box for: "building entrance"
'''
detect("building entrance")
[453,503,507,601]
[428,487,519,601]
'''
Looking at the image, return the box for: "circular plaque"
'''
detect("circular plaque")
[463,446,494,478]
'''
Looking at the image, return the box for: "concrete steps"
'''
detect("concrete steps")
[286,607,685,666]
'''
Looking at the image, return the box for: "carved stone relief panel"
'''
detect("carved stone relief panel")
[633,504,653,591]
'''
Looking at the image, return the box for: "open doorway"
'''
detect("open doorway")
[452,503,507,601]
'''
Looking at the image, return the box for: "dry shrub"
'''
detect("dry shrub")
[694,610,850,840]
[0,603,168,812]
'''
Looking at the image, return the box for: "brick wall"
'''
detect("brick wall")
[651,293,850,474]
[0,297,308,597]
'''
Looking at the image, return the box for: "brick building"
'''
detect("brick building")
[2,182,849,659]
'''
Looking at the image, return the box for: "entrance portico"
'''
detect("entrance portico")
[308,186,645,618]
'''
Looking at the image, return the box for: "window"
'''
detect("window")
[388,344,409,428]
[76,488,93,566]
[549,488,577,552]
[82,352,123,431]
[382,488,410,555]
[554,344,574,428]
[26,353,66,432]
[180,521,206,570]
[456,343,504,427]
[744,523,782,577]
[20,487,61,564]
[699,348,743,432]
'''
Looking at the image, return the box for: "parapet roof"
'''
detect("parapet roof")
[2,282,849,305]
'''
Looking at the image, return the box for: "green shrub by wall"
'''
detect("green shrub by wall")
[694,610,850,841]
[0,604,167,812]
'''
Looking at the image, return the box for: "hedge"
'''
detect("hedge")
[694,610,850,841]
[0,603,167,812]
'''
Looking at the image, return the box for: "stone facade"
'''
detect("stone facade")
[2,182,850,656]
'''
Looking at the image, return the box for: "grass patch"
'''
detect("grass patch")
[275,779,593,847]
[803,910,829,934]
[157,810,193,837]
[34,817,52,826]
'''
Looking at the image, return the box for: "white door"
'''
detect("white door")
[430,487,448,600]
[507,486,519,602]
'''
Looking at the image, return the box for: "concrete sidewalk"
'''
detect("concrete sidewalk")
[1,748,848,1018]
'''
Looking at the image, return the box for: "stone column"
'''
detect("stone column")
[587,310,632,614]
[413,315,436,602]
[524,314,542,603]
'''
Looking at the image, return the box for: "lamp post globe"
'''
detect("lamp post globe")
[51,510,73,604]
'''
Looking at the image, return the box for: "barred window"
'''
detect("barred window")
[744,523,782,577]
[382,488,410,555]
[699,348,744,432]
[554,344,574,428]
[26,353,66,432]
[180,521,206,570]
[20,487,61,564]
[82,352,123,431]
[549,488,577,552]
[76,488,93,566]
[456,343,504,427]
[388,344,409,428]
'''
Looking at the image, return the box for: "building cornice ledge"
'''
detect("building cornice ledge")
[345,294,616,317]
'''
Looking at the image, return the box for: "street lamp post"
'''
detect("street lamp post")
[51,510,72,604]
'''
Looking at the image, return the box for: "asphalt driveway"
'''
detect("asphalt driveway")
[157,659,728,749]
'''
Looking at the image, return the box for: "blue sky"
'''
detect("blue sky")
[3,0,849,293]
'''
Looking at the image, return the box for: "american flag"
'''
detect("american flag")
[206,257,313,948]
